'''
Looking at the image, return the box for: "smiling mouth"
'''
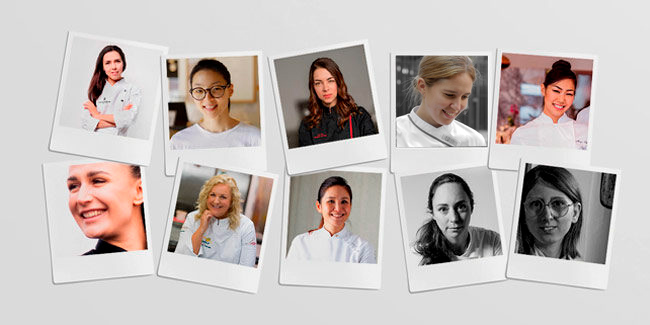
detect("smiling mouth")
[552,103,566,110]
[203,104,218,111]
[330,213,345,219]
[540,225,557,233]
[81,209,106,219]
[441,109,458,119]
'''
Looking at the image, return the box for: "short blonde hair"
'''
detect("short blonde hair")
[195,174,242,230]
[410,56,477,105]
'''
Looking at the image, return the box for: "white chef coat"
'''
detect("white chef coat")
[531,245,581,261]
[81,78,141,136]
[395,106,486,147]
[286,225,376,264]
[510,113,585,149]
[170,122,261,150]
[174,210,257,267]
[454,226,502,261]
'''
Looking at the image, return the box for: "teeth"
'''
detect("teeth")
[82,210,103,218]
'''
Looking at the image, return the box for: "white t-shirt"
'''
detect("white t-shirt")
[510,113,586,149]
[174,210,257,266]
[81,78,141,136]
[396,106,486,147]
[170,122,261,150]
[287,225,376,264]
[454,226,502,261]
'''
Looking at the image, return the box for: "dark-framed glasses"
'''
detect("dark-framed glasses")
[524,198,574,219]
[189,84,230,100]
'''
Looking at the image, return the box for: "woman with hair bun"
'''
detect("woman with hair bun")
[298,58,377,147]
[174,174,257,266]
[287,176,376,263]
[396,56,486,147]
[81,45,141,136]
[509,60,586,149]
[413,173,501,265]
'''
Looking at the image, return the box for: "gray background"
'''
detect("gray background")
[6,0,648,324]
[286,171,381,257]
[273,44,377,148]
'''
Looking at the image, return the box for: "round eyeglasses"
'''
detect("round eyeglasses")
[189,84,230,100]
[524,198,574,219]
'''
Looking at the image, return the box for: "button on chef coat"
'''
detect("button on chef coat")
[287,225,376,264]
[81,78,141,136]
[396,106,486,147]
[174,210,257,267]
[510,113,583,149]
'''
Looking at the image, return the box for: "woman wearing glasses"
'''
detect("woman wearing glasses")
[170,59,261,150]
[516,165,583,259]
[413,173,501,265]
[81,45,141,136]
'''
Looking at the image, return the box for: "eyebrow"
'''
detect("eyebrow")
[66,170,109,182]
[442,89,471,95]
[552,85,575,92]
[314,77,335,82]
[325,196,349,200]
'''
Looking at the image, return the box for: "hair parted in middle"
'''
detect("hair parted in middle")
[195,174,242,230]
[305,57,359,130]
[413,173,475,265]
[408,56,478,107]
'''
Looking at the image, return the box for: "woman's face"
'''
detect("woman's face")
[191,69,233,121]
[67,163,142,240]
[312,68,338,108]
[541,78,575,122]
[316,185,351,232]
[430,182,472,243]
[418,72,473,127]
[206,183,232,218]
[523,182,580,249]
[102,50,124,83]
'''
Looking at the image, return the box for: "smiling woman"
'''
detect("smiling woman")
[287,176,376,263]
[66,162,146,255]
[413,173,501,265]
[173,174,257,266]
[81,45,142,136]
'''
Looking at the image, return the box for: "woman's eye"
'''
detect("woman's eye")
[67,183,79,191]
[567,93,574,97]
[92,178,106,185]
[444,93,454,98]
[438,207,448,213]
[457,203,468,212]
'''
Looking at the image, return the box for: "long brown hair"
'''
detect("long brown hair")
[305,58,359,130]
[88,45,126,104]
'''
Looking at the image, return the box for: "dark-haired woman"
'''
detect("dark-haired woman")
[286,176,376,263]
[66,162,147,255]
[510,60,587,149]
[81,45,141,136]
[298,57,377,147]
[414,173,501,265]
[516,165,583,259]
[170,59,260,150]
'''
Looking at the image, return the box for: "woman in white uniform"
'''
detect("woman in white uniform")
[413,173,501,265]
[509,60,586,149]
[516,165,583,260]
[81,45,141,137]
[170,59,260,150]
[174,174,257,267]
[67,162,147,255]
[287,176,376,263]
[396,56,486,147]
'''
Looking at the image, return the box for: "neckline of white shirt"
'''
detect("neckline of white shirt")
[532,112,573,125]
[106,78,126,88]
[195,121,242,135]
[312,224,351,239]
[407,106,455,146]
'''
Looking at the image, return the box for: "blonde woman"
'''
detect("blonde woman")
[174,174,257,266]
[396,56,485,147]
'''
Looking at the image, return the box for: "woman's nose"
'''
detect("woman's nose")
[449,209,462,222]
[541,205,555,221]
[76,184,93,205]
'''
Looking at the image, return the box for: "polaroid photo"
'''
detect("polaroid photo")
[391,52,495,173]
[42,159,153,283]
[161,52,267,176]
[49,32,168,165]
[269,40,387,175]
[488,50,597,170]
[395,164,507,292]
[279,167,386,289]
[157,158,278,293]
[506,159,620,289]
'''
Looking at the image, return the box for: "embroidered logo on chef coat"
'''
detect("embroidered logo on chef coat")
[201,237,212,249]
[314,132,327,139]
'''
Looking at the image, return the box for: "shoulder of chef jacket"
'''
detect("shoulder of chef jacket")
[286,224,376,264]
[174,210,257,267]
[510,113,576,149]
[396,106,486,147]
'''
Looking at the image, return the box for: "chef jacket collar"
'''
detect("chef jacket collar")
[211,216,231,229]
[313,223,350,239]
[408,106,457,147]
[534,112,573,125]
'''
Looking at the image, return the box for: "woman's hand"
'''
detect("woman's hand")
[198,210,214,230]
[191,210,214,255]
[83,101,99,118]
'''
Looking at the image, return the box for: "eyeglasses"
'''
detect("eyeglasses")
[524,198,574,219]
[189,84,230,100]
